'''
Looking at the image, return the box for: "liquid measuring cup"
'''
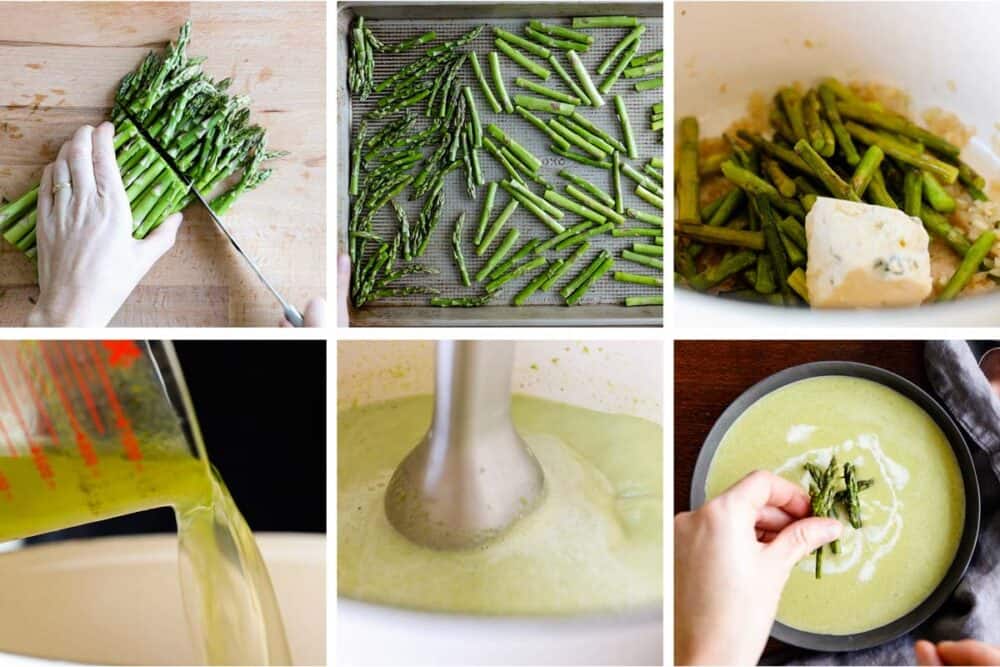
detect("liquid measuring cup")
[0,340,291,666]
[0,340,208,541]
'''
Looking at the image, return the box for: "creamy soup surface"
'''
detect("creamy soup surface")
[339,394,663,615]
[706,376,965,635]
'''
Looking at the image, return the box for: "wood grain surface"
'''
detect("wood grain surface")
[674,340,927,513]
[0,2,325,326]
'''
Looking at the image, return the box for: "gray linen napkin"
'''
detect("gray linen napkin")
[775,341,1000,666]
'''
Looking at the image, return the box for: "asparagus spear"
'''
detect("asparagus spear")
[922,171,957,213]
[474,182,499,245]
[802,89,826,153]
[528,21,593,45]
[544,190,606,224]
[524,26,589,53]
[494,26,550,59]
[542,242,590,290]
[495,39,551,80]
[675,223,765,250]
[763,157,797,198]
[513,94,576,116]
[779,88,808,143]
[842,462,863,529]
[572,16,640,28]
[613,271,662,287]
[688,251,757,290]
[625,295,663,306]
[613,152,625,215]
[556,222,614,250]
[561,117,616,153]
[565,255,614,305]
[476,227,520,281]
[489,51,515,113]
[430,294,493,307]
[622,249,663,270]
[561,250,610,297]
[486,124,541,172]
[837,101,960,158]
[516,77,582,105]
[938,230,997,301]
[548,55,590,104]
[818,83,860,166]
[844,122,959,184]
[850,145,885,197]
[597,25,646,75]
[469,52,502,114]
[570,111,627,153]
[615,96,639,160]
[677,117,700,221]
[489,238,544,279]
[567,50,604,107]
[450,212,471,287]
[903,169,923,217]
[550,119,607,159]
[794,140,860,201]
[559,169,615,207]
[477,199,520,254]
[634,77,662,92]
[514,261,555,305]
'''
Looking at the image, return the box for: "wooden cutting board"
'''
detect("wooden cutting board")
[0,2,326,326]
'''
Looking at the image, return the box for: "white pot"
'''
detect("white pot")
[675,1,1000,326]
[0,534,326,666]
[337,341,663,666]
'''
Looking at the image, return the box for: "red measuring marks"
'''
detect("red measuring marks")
[38,343,98,469]
[0,471,10,501]
[101,341,142,369]
[59,342,106,436]
[0,356,54,488]
[87,341,143,468]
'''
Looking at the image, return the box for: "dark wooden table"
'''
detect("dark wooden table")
[674,340,927,513]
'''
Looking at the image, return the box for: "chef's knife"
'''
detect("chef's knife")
[122,112,304,327]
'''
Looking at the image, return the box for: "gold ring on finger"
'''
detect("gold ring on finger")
[53,181,71,193]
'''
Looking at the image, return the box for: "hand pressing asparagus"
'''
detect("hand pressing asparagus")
[0,21,284,259]
[675,78,1000,306]
[346,14,664,310]
[0,22,289,326]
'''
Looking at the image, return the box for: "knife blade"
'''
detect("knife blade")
[121,112,304,327]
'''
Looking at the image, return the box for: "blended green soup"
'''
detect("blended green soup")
[706,376,965,635]
[338,394,663,615]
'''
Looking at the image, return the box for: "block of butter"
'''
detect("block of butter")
[805,197,932,308]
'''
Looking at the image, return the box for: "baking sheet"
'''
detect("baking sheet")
[338,2,664,326]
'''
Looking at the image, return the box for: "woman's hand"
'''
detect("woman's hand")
[916,639,1000,666]
[28,122,182,327]
[674,470,842,666]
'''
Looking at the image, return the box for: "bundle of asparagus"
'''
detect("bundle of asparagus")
[0,22,283,260]
[805,457,874,578]
[347,15,664,309]
[675,78,999,304]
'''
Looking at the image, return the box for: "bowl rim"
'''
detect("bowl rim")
[337,596,663,628]
[675,287,1000,326]
[688,361,981,652]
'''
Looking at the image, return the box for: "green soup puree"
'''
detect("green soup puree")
[338,394,663,615]
[706,376,965,635]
